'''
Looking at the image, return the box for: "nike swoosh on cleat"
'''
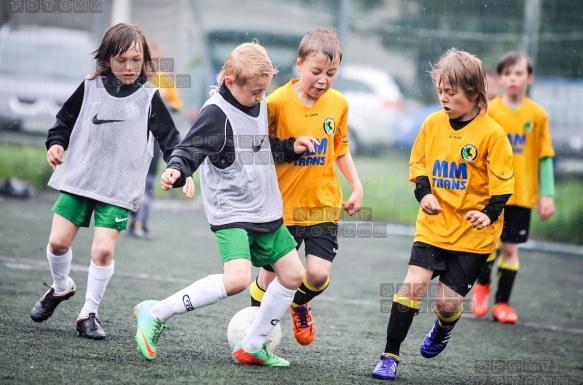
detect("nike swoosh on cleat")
[232,349,266,365]
[140,330,156,358]
[115,217,128,222]
[92,114,125,125]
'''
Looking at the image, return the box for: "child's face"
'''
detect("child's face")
[296,52,339,101]
[226,75,272,107]
[436,78,479,121]
[499,57,533,98]
[109,42,144,85]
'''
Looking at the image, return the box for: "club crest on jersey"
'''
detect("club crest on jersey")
[524,120,535,133]
[124,102,140,120]
[461,144,478,163]
[323,118,336,135]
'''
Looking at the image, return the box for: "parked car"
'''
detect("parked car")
[334,64,404,154]
[393,102,441,151]
[0,25,94,135]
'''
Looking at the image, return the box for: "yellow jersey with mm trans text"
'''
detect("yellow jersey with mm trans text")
[409,111,514,254]
[488,96,554,209]
[267,79,350,226]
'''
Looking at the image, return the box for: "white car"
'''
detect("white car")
[0,25,94,135]
[334,64,404,154]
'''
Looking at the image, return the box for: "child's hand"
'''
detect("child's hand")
[343,189,363,216]
[294,136,320,154]
[420,194,442,215]
[539,196,555,221]
[183,176,195,198]
[47,145,64,170]
[465,210,491,230]
[161,168,181,191]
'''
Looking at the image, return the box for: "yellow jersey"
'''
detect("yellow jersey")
[267,79,350,226]
[488,96,554,208]
[409,111,514,254]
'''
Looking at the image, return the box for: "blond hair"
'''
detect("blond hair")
[430,48,488,113]
[298,27,342,64]
[214,42,278,93]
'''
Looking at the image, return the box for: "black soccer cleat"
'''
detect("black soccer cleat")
[31,279,76,322]
[76,313,106,340]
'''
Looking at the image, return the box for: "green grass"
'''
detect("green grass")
[2,143,582,244]
[1,193,582,384]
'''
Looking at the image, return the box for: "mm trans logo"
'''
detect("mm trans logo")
[432,159,467,190]
[294,137,328,166]
[10,0,104,13]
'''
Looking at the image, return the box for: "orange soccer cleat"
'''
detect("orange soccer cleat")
[471,284,491,318]
[492,303,518,324]
[289,303,316,346]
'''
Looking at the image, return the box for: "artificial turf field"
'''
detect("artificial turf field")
[1,192,582,385]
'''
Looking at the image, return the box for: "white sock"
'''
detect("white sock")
[151,274,227,323]
[47,245,72,293]
[242,277,295,351]
[78,261,114,319]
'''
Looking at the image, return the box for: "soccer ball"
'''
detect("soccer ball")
[227,306,282,353]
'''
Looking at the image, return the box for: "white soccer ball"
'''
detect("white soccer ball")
[227,306,282,353]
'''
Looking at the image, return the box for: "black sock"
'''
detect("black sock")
[384,298,419,356]
[476,261,494,285]
[495,268,517,304]
[292,278,329,306]
[249,277,265,307]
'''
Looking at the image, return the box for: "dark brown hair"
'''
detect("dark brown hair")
[496,51,534,75]
[90,23,154,79]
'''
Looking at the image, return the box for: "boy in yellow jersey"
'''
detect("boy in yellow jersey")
[371,48,514,380]
[249,27,364,346]
[471,51,555,323]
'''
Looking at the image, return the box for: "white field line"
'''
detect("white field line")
[3,255,582,335]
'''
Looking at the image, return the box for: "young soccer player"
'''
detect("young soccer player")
[248,27,363,346]
[486,69,501,101]
[371,48,514,380]
[471,51,555,323]
[30,23,194,339]
[128,42,183,240]
[134,42,319,366]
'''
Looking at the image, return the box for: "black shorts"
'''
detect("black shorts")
[501,205,531,244]
[263,222,338,272]
[409,242,489,297]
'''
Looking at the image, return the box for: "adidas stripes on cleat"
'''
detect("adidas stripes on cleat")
[371,354,399,380]
[420,319,455,358]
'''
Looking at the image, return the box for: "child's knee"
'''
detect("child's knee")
[224,271,251,295]
[48,239,71,256]
[306,270,329,287]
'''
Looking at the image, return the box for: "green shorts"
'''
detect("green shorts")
[52,192,130,230]
[214,224,298,268]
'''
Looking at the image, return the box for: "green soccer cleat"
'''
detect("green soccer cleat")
[134,300,165,361]
[231,341,290,367]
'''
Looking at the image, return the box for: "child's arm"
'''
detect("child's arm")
[538,157,555,221]
[269,136,319,163]
[414,176,443,215]
[46,81,84,152]
[336,153,363,216]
